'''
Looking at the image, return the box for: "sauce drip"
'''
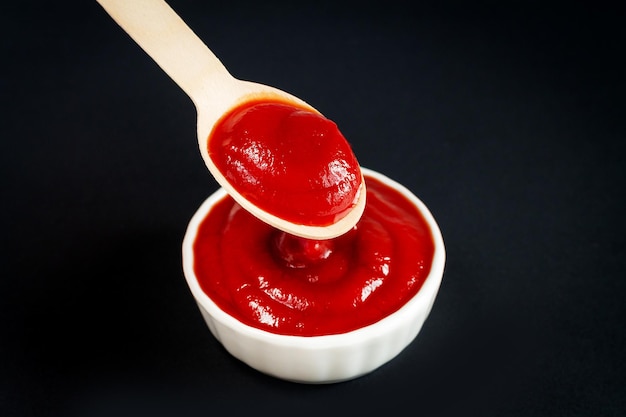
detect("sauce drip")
[192,175,435,336]
[207,100,362,226]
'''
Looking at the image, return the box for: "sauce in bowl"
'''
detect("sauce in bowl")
[192,172,436,336]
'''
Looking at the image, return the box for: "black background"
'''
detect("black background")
[2,0,625,416]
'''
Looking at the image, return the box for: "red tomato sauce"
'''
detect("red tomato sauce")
[207,100,362,226]
[192,174,436,336]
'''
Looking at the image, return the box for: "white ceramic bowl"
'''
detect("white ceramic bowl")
[182,168,445,383]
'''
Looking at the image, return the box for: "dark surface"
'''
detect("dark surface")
[2,1,625,416]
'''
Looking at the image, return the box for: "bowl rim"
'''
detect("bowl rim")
[181,167,446,348]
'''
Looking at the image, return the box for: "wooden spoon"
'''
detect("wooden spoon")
[97,0,366,239]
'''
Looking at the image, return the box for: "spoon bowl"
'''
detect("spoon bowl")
[97,0,366,239]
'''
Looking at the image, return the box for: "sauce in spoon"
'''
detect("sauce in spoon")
[208,99,362,227]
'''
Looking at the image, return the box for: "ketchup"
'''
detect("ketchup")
[192,174,435,336]
[207,100,362,226]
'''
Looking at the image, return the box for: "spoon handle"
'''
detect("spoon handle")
[97,0,232,103]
